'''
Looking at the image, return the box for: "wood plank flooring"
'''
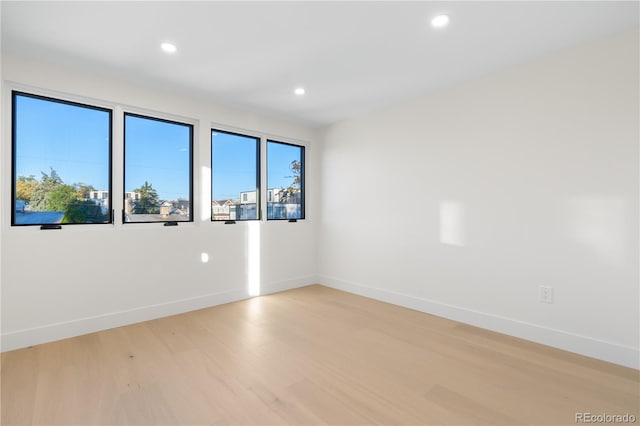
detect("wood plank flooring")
[2,285,638,425]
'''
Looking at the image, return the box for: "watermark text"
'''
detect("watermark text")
[576,413,637,424]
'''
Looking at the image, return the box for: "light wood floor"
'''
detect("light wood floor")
[2,285,638,425]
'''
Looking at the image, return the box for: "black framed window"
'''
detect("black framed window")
[266,140,304,220]
[123,113,193,223]
[211,129,260,221]
[11,91,112,226]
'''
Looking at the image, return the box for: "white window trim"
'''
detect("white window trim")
[0,81,309,233]
[120,107,199,230]
[3,82,117,234]
[209,121,311,223]
[2,82,201,232]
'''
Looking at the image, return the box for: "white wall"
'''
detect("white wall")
[318,29,639,368]
[1,53,318,350]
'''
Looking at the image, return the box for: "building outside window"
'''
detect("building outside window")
[211,129,260,221]
[267,140,304,220]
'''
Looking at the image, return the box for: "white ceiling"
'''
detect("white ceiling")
[2,1,638,128]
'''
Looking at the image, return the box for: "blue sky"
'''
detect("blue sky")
[267,141,303,195]
[212,131,258,200]
[15,94,303,203]
[124,114,191,200]
[14,94,111,190]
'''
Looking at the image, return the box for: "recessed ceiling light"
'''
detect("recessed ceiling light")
[160,42,177,53]
[294,87,306,96]
[431,14,450,28]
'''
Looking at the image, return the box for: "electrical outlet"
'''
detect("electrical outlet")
[539,286,554,304]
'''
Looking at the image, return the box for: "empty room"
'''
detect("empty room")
[1,1,638,425]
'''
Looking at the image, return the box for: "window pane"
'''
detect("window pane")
[12,92,112,226]
[267,140,304,220]
[211,130,259,221]
[124,114,192,223]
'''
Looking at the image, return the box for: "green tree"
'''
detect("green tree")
[48,184,78,211]
[62,203,87,223]
[133,181,160,214]
[30,168,64,211]
[16,175,37,201]
[63,200,108,224]
[278,160,302,203]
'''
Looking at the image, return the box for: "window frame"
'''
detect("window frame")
[5,85,309,230]
[266,139,305,221]
[10,90,114,227]
[123,112,194,225]
[210,128,261,222]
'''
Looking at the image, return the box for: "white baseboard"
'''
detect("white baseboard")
[318,275,639,370]
[5,275,637,370]
[1,276,314,352]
